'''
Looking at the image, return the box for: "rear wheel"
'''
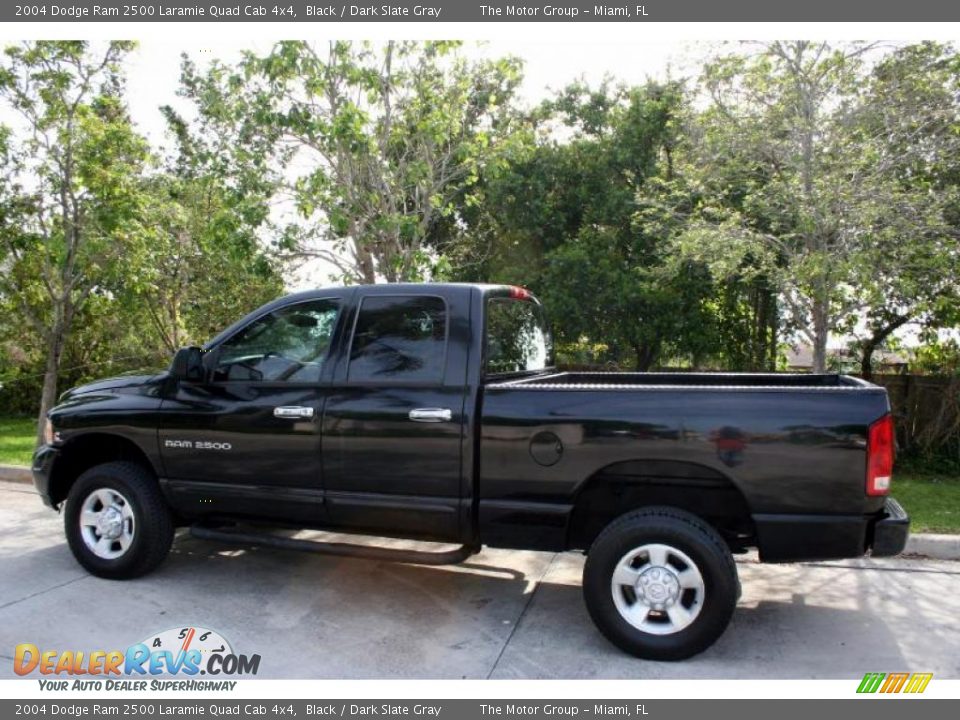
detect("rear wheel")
[583,506,738,660]
[64,461,174,579]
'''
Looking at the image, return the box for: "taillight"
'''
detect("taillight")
[508,286,531,300]
[866,414,894,496]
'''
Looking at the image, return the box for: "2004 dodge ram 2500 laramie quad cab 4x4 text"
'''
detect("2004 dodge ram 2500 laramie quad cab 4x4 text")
[32,283,910,660]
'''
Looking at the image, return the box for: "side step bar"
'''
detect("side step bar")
[190,525,479,566]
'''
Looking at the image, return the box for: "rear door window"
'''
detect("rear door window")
[347,296,448,383]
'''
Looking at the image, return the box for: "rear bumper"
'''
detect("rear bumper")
[754,497,910,562]
[870,498,910,557]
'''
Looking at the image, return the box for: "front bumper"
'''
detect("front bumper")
[870,497,910,557]
[754,497,910,562]
[31,444,59,508]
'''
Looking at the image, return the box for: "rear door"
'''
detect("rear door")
[159,295,345,524]
[321,288,470,541]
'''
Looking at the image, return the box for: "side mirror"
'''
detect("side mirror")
[170,346,205,383]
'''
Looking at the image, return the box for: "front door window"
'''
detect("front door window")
[214,300,340,383]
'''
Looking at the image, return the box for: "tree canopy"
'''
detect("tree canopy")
[2,39,959,443]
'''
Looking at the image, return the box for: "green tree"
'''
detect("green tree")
[845,43,960,377]
[461,80,719,369]
[179,41,524,284]
[675,42,874,372]
[0,41,150,443]
[637,147,781,371]
[128,104,284,353]
[674,41,960,374]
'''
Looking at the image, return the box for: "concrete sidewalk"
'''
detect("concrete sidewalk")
[1,480,958,679]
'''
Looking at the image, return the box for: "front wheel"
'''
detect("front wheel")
[583,506,738,660]
[64,461,174,579]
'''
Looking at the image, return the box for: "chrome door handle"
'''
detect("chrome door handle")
[273,406,315,419]
[408,408,453,423]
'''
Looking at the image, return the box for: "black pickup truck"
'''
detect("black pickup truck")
[32,283,909,660]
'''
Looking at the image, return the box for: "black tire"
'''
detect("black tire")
[64,461,174,580]
[583,506,738,661]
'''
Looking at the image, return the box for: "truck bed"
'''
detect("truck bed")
[478,370,891,560]
[488,371,874,390]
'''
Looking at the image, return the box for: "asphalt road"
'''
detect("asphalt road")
[2,479,958,679]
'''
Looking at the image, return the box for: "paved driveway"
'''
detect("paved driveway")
[2,480,958,679]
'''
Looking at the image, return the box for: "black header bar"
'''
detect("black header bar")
[4,1,960,23]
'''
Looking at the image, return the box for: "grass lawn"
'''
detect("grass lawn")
[0,415,36,466]
[0,414,957,533]
[894,471,960,535]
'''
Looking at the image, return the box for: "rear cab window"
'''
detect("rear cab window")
[485,293,554,376]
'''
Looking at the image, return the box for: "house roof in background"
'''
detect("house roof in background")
[786,345,908,368]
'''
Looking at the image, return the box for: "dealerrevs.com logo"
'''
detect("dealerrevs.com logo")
[14,626,260,691]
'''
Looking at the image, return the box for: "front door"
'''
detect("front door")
[159,297,343,525]
[322,291,468,541]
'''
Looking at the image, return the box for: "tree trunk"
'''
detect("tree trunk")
[860,344,876,380]
[35,323,66,447]
[767,291,778,371]
[811,295,829,374]
[355,241,377,284]
[859,316,910,380]
[633,342,659,371]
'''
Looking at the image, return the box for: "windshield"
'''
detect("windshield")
[485,297,554,375]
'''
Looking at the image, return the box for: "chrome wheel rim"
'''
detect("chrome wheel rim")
[611,543,705,636]
[79,488,135,560]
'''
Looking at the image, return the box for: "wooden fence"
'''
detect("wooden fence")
[862,375,957,457]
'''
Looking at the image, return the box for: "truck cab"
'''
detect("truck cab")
[36,284,541,542]
[157,283,526,542]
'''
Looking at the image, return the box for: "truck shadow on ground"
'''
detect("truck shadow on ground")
[2,531,947,679]
[157,530,924,679]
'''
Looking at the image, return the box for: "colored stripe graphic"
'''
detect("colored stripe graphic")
[904,673,933,694]
[881,673,909,693]
[857,672,932,694]
[857,673,886,693]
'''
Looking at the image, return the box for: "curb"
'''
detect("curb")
[0,464,31,484]
[0,462,957,560]
[903,533,960,562]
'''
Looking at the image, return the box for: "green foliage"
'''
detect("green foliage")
[129,137,283,352]
[0,41,152,438]
[0,362,43,416]
[178,41,525,284]
[663,41,960,374]
[0,41,283,420]
[461,79,771,370]
[845,43,960,376]
[913,340,960,376]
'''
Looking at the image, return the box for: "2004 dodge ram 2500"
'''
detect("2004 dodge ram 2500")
[32,283,910,660]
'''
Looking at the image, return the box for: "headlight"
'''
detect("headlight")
[42,418,59,446]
